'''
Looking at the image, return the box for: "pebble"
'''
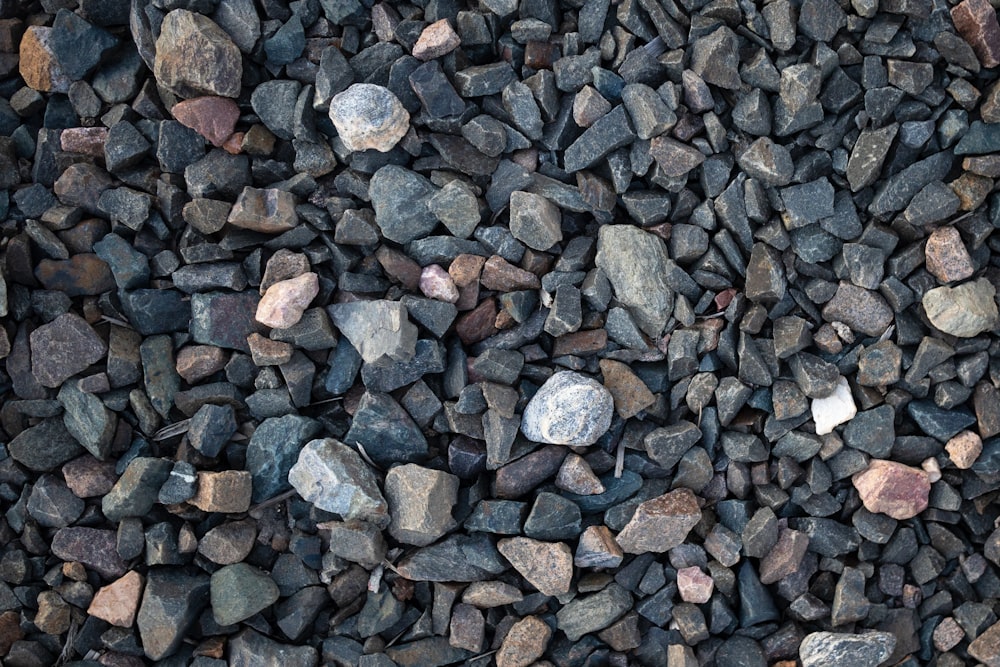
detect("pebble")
[328,300,418,364]
[853,460,931,520]
[211,563,280,626]
[497,537,573,596]
[946,430,983,469]
[412,19,461,60]
[29,312,106,388]
[154,10,242,98]
[496,616,552,667]
[288,438,389,527]
[799,632,896,667]
[329,84,410,153]
[227,186,299,233]
[615,489,701,554]
[520,371,614,446]
[255,272,319,329]
[923,278,999,337]
[595,225,673,337]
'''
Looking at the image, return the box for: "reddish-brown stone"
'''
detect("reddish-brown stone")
[952,0,1000,68]
[172,96,240,147]
[19,26,70,92]
[89,571,144,627]
[62,455,118,498]
[852,459,931,520]
[35,254,114,297]
[175,345,229,383]
[61,127,109,157]
[456,297,498,344]
[480,256,541,291]
[0,611,23,656]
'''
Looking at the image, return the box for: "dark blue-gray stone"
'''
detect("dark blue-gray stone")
[344,392,429,467]
[906,400,976,442]
[246,415,322,503]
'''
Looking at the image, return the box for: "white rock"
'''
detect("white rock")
[811,376,856,435]
[328,300,418,364]
[328,84,410,153]
[521,371,614,446]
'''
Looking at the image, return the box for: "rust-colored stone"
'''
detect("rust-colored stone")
[852,459,930,520]
[175,345,228,383]
[172,96,240,147]
[456,297,498,344]
[89,571,144,627]
[189,470,252,513]
[61,127,109,157]
[924,226,974,283]
[19,26,70,92]
[952,0,1000,68]
[480,255,541,291]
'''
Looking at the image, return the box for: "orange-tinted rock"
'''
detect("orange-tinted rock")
[175,345,228,383]
[61,127,109,157]
[172,96,240,147]
[496,616,552,667]
[35,254,114,297]
[19,26,71,92]
[599,358,656,418]
[946,430,982,469]
[0,611,22,656]
[255,272,319,329]
[480,256,541,291]
[89,571,144,627]
[852,459,931,520]
[925,226,975,283]
[952,0,1000,68]
[412,19,461,60]
[615,488,702,554]
[189,470,252,513]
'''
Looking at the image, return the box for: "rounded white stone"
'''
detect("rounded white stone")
[521,371,614,446]
[328,83,410,153]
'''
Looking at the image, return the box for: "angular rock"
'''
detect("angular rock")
[256,272,318,329]
[615,489,702,554]
[136,570,210,661]
[497,537,573,596]
[385,464,459,546]
[228,187,298,233]
[155,10,242,98]
[29,313,106,388]
[595,225,673,337]
[799,632,895,667]
[852,460,931,520]
[211,563,280,626]
[923,279,998,337]
[288,438,389,527]
[329,84,409,153]
[328,300,418,364]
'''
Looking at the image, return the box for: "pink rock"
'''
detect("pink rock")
[172,96,240,147]
[952,0,1000,68]
[88,571,144,627]
[255,272,319,329]
[412,19,461,60]
[852,459,931,520]
[419,264,460,303]
[677,566,714,603]
[60,127,109,157]
[946,430,983,469]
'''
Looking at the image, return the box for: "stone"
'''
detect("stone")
[509,191,562,251]
[413,19,461,60]
[599,358,655,418]
[595,225,673,337]
[322,520,386,567]
[420,264,459,303]
[745,243,786,304]
[556,582,632,642]
[575,525,624,568]
[188,403,237,458]
[811,376,856,436]
[946,430,982,469]
[211,563,280,626]
[369,165,438,243]
[759,528,810,584]
[690,27,741,89]
[650,135,706,178]
[58,379,116,459]
[556,453,605,495]
[923,279,998,337]
[189,471,252,514]
[136,569,210,660]
[925,227,975,283]
[328,300,418,364]
[29,313,106,387]
[520,371,614,446]
[26,474,84,528]
[172,96,240,147]
[198,519,257,565]
[329,84,409,153]
[51,527,127,579]
[799,632,895,667]
[952,0,1000,68]
[497,537,573,596]
[737,137,794,186]
[288,438,389,527]
[970,620,1000,666]
[228,187,298,233]
[89,571,144,627]
[102,457,172,521]
[677,566,714,603]
[256,273,318,329]
[155,10,242,98]
[385,464,459,546]
[822,282,894,337]
[449,603,484,652]
[496,616,552,667]
[615,489,701,554]
[19,26,71,93]
[853,460,931,520]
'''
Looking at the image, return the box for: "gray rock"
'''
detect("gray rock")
[799,632,895,667]
[250,80,302,140]
[923,278,999,337]
[847,124,899,192]
[27,474,84,528]
[29,313,106,388]
[369,165,438,243]
[58,380,115,460]
[395,534,508,582]
[650,135,706,178]
[136,569,210,661]
[690,26,741,89]
[324,520,387,567]
[781,178,835,228]
[158,461,198,504]
[745,242,786,304]
[521,371,614,446]
[229,629,318,666]
[7,418,84,472]
[737,137,793,186]
[345,391,429,467]
[288,438,389,528]
[187,403,237,457]
[868,150,953,218]
[822,282,894,337]
[556,582,633,642]
[328,300,418,364]
[154,9,242,99]
[211,563,280,626]
[385,464,459,546]
[246,414,321,502]
[902,181,960,226]
[563,105,635,172]
[595,224,673,337]
[102,457,172,522]
[509,190,562,251]
[621,83,676,140]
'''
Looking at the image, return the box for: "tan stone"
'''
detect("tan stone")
[89,571,144,627]
[246,332,294,366]
[420,264,459,303]
[951,172,993,211]
[19,26,70,92]
[329,84,409,153]
[0,611,23,656]
[677,566,714,603]
[175,345,228,383]
[575,525,623,569]
[496,616,553,667]
[189,470,252,513]
[946,430,983,469]
[555,453,605,495]
[228,187,299,233]
[34,590,71,634]
[154,10,242,98]
[573,85,612,128]
[412,19,461,60]
[461,581,524,608]
[255,272,319,329]
[599,359,656,418]
[970,619,1000,667]
[448,253,486,287]
[952,0,1000,68]
[498,537,573,596]
[615,488,702,554]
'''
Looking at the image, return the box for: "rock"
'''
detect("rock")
[497,537,573,596]
[509,191,562,251]
[946,430,982,469]
[385,464,459,546]
[26,474,84,528]
[556,453,606,495]
[198,519,257,565]
[520,371,614,446]
[690,26,741,89]
[925,227,974,283]
[737,137,794,186]
[19,26,71,93]
[102,457,172,521]
[231,629,318,665]
[496,616,552,667]
[811,376,856,436]
[413,19,461,60]
[189,471,252,513]
[328,300,418,363]
[677,566,714,603]
[289,438,389,527]
[449,603,484,652]
[188,403,237,458]
[970,620,1000,666]
[58,379,115,460]
[923,279,999,337]
[822,282,894,337]
[329,84,409,153]
[255,272,318,329]
[650,135,707,178]
[556,582,632,641]
[155,10,242,98]
[211,563,280,625]
[228,187,299,233]
[345,391,429,467]
[368,165,438,243]
[952,0,1000,68]
[51,527,127,578]
[88,571,144,627]
[745,242,787,304]
[322,520,386,567]
[172,96,240,147]
[136,569,210,661]
[595,225,673,337]
[852,460,931,520]
[29,312,106,388]
[759,528,810,584]
[799,632,896,667]
[575,525,624,568]
[599,358,656,418]
[615,489,702,554]
[419,264,459,303]
[395,534,507,582]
